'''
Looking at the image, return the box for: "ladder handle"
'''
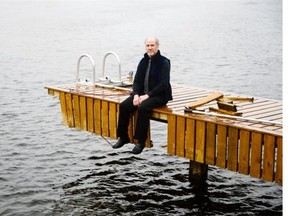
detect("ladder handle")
[76,54,96,86]
[102,51,121,83]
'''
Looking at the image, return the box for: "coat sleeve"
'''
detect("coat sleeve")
[132,59,144,96]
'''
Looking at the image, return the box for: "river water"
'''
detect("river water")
[0,0,283,215]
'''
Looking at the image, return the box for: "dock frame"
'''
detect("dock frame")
[45,84,282,186]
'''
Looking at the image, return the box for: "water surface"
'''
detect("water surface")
[0,0,282,215]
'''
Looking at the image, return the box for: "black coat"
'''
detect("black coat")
[132,50,173,103]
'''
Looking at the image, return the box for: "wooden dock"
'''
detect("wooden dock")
[45,83,282,185]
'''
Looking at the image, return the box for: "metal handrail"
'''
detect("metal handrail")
[101,51,122,85]
[76,54,96,86]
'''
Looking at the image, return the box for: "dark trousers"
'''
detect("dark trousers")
[117,95,166,143]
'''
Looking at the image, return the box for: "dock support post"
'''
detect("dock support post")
[189,160,208,185]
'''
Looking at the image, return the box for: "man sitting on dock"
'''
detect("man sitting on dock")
[113,36,173,154]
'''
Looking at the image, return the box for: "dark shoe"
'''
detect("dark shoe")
[113,138,130,149]
[131,143,145,154]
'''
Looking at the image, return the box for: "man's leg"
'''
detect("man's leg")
[113,95,136,149]
[132,97,166,154]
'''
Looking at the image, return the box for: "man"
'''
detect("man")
[113,36,173,154]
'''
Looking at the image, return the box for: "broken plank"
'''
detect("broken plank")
[185,92,223,109]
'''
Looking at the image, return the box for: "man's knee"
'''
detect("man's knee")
[138,103,151,113]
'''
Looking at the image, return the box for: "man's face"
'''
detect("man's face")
[145,38,159,58]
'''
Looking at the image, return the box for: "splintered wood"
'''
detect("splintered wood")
[185,91,254,116]
[185,92,223,109]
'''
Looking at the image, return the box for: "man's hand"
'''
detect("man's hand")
[139,94,149,104]
[133,94,140,106]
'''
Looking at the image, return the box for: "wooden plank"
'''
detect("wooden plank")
[219,96,254,103]
[262,134,275,182]
[243,111,282,123]
[243,107,282,117]
[185,92,223,109]
[73,95,81,129]
[169,91,208,103]
[127,112,134,142]
[216,125,227,168]
[209,107,242,116]
[189,160,208,184]
[65,93,74,127]
[217,101,238,112]
[79,96,87,131]
[132,111,138,144]
[47,88,55,96]
[275,137,282,185]
[109,102,117,139]
[167,115,176,155]
[227,127,238,172]
[101,101,109,137]
[238,130,250,175]
[185,118,196,160]
[250,132,262,179]
[169,90,207,98]
[145,124,152,148]
[195,121,206,163]
[176,116,185,157]
[94,99,101,135]
[87,97,94,133]
[205,122,216,165]
[59,92,68,126]
[240,102,278,113]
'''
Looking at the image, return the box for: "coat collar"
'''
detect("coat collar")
[144,50,161,60]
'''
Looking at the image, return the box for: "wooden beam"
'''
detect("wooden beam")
[189,160,208,185]
[185,92,223,109]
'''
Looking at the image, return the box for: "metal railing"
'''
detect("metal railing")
[100,51,122,85]
[76,54,96,87]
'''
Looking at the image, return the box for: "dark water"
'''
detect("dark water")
[0,0,282,215]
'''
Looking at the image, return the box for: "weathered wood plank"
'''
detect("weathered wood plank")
[216,125,227,169]
[185,118,195,160]
[195,121,206,163]
[189,160,208,184]
[250,132,262,179]
[240,102,279,115]
[109,102,117,139]
[238,130,250,175]
[94,99,101,135]
[73,95,81,129]
[132,111,138,144]
[145,124,152,148]
[101,101,109,137]
[185,92,223,109]
[47,88,55,96]
[262,134,275,182]
[59,92,68,126]
[87,97,94,133]
[227,127,238,172]
[176,116,185,157]
[79,96,87,131]
[127,112,134,142]
[205,122,216,165]
[167,115,176,155]
[65,93,74,127]
[275,137,282,185]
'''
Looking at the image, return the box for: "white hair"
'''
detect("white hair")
[144,36,159,45]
